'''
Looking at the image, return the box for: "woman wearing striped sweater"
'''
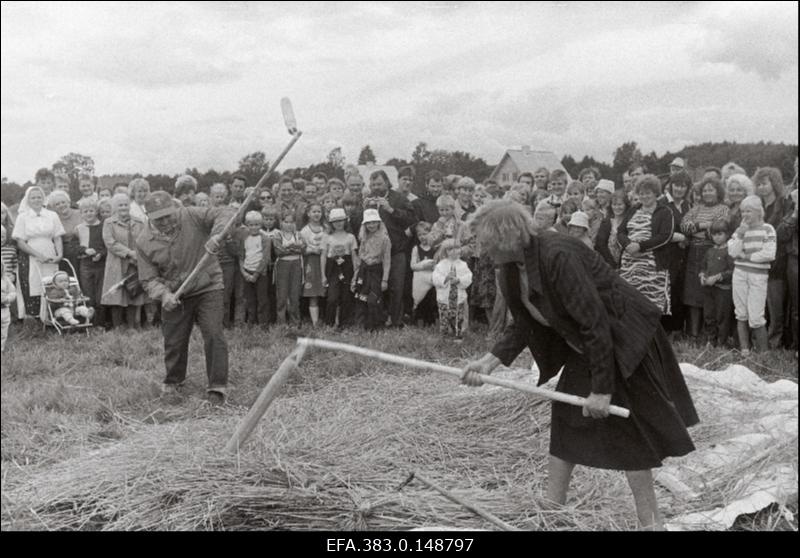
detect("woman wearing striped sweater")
[727,195,777,355]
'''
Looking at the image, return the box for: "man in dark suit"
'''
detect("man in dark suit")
[461,200,698,531]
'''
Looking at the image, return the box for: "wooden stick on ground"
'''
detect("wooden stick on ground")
[225,343,307,452]
[297,337,630,418]
[401,470,521,531]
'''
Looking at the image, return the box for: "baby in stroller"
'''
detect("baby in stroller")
[46,270,94,325]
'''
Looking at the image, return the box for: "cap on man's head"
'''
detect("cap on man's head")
[670,157,686,169]
[145,191,179,219]
[595,179,615,195]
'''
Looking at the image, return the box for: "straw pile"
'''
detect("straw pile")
[1,370,640,531]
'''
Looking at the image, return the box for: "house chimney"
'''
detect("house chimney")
[522,145,531,155]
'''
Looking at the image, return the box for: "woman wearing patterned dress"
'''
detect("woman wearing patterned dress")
[618,176,674,315]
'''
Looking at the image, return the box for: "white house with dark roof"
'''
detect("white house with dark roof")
[488,145,571,186]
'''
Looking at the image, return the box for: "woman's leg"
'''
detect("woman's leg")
[625,470,664,530]
[546,455,576,505]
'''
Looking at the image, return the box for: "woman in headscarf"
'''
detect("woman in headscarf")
[47,189,83,276]
[11,186,65,318]
[101,193,146,328]
[460,200,698,530]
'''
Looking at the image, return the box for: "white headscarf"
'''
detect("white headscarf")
[18,186,47,216]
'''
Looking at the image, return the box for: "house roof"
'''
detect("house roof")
[489,149,571,182]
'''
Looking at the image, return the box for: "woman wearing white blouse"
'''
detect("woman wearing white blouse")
[11,186,65,319]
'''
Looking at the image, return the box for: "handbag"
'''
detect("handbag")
[123,270,144,298]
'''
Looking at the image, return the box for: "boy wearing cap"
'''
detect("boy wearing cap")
[322,208,359,328]
[135,190,231,405]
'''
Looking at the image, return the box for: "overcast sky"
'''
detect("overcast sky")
[2,1,797,182]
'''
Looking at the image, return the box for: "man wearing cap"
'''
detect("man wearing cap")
[135,191,231,405]
[362,169,416,328]
[669,158,686,177]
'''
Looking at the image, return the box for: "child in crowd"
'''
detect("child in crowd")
[533,200,558,233]
[341,192,360,234]
[430,194,465,248]
[567,211,593,248]
[431,239,472,340]
[727,195,777,355]
[300,203,327,326]
[554,198,580,234]
[547,169,568,209]
[1,224,17,283]
[319,193,338,227]
[1,260,15,352]
[98,199,113,222]
[321,208,358,328]
[261,205,281,234]
[410,221,438,326]
[328,178,346,204]
[238,211,272,326]
[699,218,734,347]
[97,187,113,201]
[194,192,210,207]
[351,209,390,331]
[565,180,585,206]
[77,173,98,204]
[75,198,107,325]
[581,197,604,244]
[46,270,94,325]
[272,212,305,326]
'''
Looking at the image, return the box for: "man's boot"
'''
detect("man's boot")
[752,326,769,353]
[737,320,751,356]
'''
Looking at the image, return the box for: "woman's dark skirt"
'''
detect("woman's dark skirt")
[549,326,699,470]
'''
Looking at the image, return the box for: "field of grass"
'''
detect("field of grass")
[1,319,796,531]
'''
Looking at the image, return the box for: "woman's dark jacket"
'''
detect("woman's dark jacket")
[491,232,662,395]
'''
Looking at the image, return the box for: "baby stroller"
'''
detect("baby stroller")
[35,259,94,335]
